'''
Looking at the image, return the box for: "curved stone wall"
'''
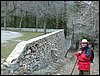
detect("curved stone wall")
[1,29,70,75]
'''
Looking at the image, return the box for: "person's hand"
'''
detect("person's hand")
[78,51,82,54]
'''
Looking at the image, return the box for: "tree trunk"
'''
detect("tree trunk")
[72,19,74,42]
[19,17,23,31]
[56,14,59,29]
[4,17,7,30]
[54,4,58,29]
[25,11,29,28]
[35,15,38,32]
[44,16,46,34]
[4,1,7,30]
[19,3,23,31]
[63,1,67,38]
[43,1,49,34]
[13,1,16,28]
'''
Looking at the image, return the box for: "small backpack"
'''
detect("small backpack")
[90,50,94,63]
[84,47,94,63]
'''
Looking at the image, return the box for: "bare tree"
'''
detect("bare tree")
[19,2,24,30]
[34,1,39,32]
[4,1,7,30]
[63,1,67,39]
[53,3,59,29]
[42,1,50,34]
[13,1,17,28]
[35,13,39,32]
[19,10,24,30]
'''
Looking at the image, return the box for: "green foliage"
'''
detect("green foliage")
[3,13,69,29]
[58,19,64,28]
[1,17,4,27]
[22,15,35,28]
[47,17,56,29]
[1,20,4,27]
[38,17,44,28]
[7,15,14,27]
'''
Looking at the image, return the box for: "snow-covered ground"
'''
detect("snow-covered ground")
[1,30,22,44]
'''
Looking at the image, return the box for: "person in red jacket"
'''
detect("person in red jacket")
[75,39,92,75]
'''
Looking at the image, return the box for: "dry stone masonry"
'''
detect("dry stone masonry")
[1,29,70,75]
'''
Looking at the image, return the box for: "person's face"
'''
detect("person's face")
[81,43,87,47]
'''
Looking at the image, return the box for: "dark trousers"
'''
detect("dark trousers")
[79,70,90,75]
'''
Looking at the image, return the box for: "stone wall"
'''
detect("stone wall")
[1,29,70,75]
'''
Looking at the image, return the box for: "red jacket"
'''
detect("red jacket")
[75,47,92,70]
